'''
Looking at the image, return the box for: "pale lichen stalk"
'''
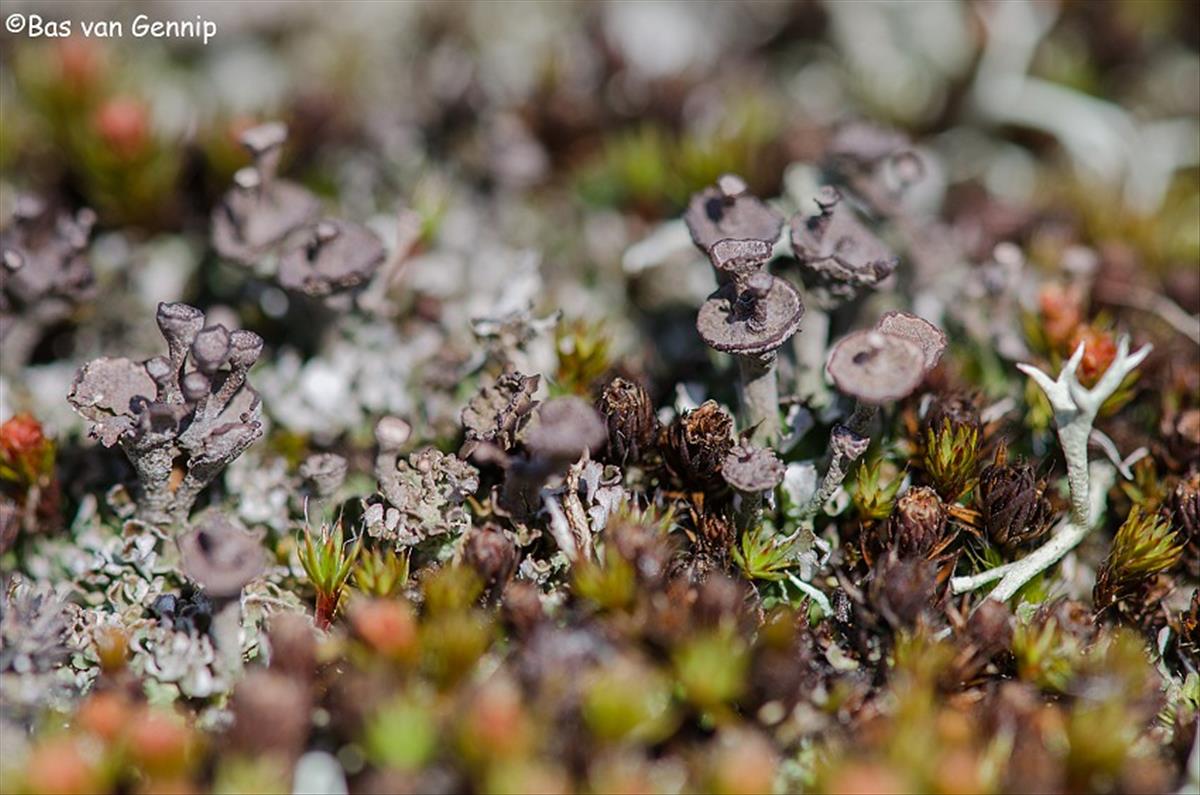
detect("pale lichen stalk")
[954,335,1150,602]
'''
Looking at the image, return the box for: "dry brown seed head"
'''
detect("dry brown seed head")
[595,377,657,465]
[976,459,1055,551]
[664,400,735,492]
[886,486,948,559]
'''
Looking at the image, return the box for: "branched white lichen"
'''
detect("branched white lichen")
[954,335,1151,603]
[1016,335,1150,526]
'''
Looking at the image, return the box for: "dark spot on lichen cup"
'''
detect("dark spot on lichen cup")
[826,329,927,407]
[697,272,804,446]
[789,187,899,303]
[684,174,784,261]
[801,322,942,525]
[722,441,785,531]
[178,513,266,675]
[278,218,386,299]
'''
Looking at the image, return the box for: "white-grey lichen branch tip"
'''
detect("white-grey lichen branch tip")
[958,335,1150,604]
[1016,334,1150,526]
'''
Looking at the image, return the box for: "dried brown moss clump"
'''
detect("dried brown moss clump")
[663,400,735,493]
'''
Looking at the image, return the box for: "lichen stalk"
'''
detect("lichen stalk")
[792,303,830,405]
[738,351,781,446]
[211,598,244,675]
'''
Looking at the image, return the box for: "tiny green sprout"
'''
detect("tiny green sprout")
[422,565,484,615]
[672,627,748,711]
[297,520,362,630]
[554,318,613,397]
[732,523,800,582]
[1118,457,1168,511]
[611,500,677,536]
[1012,615,1080,693]
[1094,507,1183,613]
[420,610,493,689]
[852,457,903,521]
[573,542,638,612]
[365,691,438,772]
[581,657,679,744]
[353,546,410,598]
[922,418,980,502]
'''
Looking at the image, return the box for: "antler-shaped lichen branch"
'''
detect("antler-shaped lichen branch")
[960,336,1151,603]
[1016,335,1150,526]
